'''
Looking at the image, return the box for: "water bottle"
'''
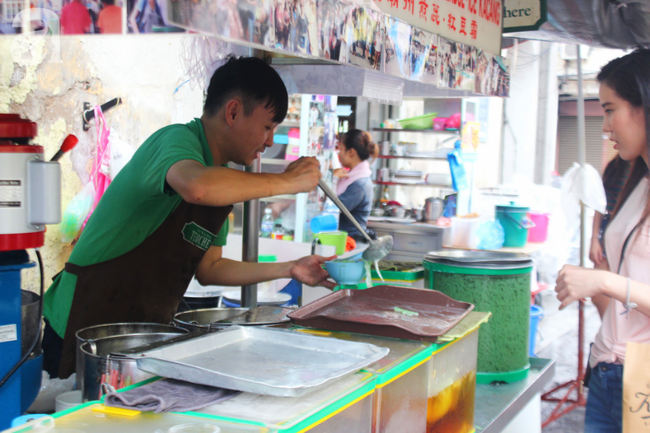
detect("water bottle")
[261,208,274,238]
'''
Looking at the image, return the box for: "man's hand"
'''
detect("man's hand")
[281,157,321,194]
[555,264,608,310]
[290,255,337,289]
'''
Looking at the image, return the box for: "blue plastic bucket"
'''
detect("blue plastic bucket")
[529,304,544,356]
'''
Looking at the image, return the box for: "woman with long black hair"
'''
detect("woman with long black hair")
[555,49,650,433]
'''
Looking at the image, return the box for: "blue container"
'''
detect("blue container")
[310,214,338,234]
[529,304,544,357]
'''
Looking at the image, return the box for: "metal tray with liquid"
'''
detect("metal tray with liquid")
[287,285,474,342]
[125,326,388,397]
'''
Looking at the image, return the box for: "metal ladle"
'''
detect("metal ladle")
[318,179,393,262]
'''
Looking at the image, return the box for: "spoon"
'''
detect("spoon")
[318,179,393,262]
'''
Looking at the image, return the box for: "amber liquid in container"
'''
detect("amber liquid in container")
[426,371,476,433]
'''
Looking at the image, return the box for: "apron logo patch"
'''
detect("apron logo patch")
[182,222,216,251]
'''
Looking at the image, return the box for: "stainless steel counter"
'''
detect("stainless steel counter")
[475,358,555,433]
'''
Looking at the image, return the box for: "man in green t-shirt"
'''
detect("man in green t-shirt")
[42,56,336,378]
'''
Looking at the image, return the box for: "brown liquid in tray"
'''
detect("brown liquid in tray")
[427,371,476,433]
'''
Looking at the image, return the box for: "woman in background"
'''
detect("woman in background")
[555,49,650,433]
[333,129,378,242]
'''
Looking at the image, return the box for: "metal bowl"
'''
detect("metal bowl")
[173,307,292,333]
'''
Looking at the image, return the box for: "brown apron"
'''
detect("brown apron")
[57,200,232,378]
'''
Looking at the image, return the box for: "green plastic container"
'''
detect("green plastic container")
[423,251,533,384]
[397,112,438,129]
[495,202,535,247]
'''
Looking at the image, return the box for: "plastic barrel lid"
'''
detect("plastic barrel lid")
[424,250,533,271]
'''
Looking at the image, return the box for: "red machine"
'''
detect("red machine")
[0,114,76,251]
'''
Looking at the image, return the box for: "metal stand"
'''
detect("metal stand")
[541,299,586,427]
[541,44,589,427]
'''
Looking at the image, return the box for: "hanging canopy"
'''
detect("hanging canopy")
[505,0,650,49]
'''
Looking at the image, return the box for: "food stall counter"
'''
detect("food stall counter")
[474,357,555,433]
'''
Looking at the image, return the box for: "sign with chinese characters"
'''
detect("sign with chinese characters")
[503,0,546,32]
[372,0,503,54]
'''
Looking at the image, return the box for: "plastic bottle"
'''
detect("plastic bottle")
[261,208,274,238]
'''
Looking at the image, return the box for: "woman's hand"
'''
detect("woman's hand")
[290,255,337,289]
[555,264,609,309]
[589,237,604,266]
[332,168,349,179]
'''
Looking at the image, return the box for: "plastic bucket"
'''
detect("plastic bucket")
[529,304,544,357]
[314,231,348,255]
[495,204,534,247]
[527,212,549,243]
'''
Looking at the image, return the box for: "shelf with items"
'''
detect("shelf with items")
[374,180,451,188]
[372,128,460,134]
[376,154,448,161]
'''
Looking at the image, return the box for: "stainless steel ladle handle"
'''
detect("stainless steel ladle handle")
[318,179,374,244]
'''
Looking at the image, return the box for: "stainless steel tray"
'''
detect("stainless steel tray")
[126,326,389,397]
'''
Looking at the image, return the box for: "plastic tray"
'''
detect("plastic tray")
[287,285,474,342]
[125,326,388,397]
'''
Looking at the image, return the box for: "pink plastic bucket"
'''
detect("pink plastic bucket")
[528,212,549,243]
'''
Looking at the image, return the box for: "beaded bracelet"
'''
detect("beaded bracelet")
[620,277,638,319]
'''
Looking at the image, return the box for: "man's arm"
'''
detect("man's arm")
[195,245,337,289]
[166,157,320,207]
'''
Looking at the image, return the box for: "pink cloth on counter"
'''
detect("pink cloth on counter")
[590,178,650,367]
[336,160,372,195]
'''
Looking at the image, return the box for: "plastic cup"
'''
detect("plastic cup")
[315,231,348,255]
[310,214,338,234]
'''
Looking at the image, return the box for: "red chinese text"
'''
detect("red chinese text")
[404,0,415,14]
[430,3,440,24]
[470,19,477,39]
[447,13,456,30]
[419,0,428,20]
[459,16,467,35]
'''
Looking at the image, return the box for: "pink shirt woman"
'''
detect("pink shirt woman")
[555,49,650,433]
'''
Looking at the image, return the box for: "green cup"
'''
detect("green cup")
[315,231,348,255]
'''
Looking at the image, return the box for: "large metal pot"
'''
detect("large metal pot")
[173,307,291,332]
[424,197,445,222]
[21,290,41,356]
[79,332,184,402]
[76,323,187,399]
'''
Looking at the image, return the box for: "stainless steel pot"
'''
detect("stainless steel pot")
[76,323,187,399]
[79,332,184,402]
[173,307,291,332]
[21,290,41,356]
[424,197,445,222]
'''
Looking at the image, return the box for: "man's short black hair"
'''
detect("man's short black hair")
[102,0,114,5]
[204,55,288,124]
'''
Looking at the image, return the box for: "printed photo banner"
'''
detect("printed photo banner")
[372,0,502,54]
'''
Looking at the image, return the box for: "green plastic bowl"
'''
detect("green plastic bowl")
[397,112,438,130]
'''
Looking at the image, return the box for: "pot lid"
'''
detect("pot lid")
[0,114,37,139]
[496,201,529,212]
[424,250,533,269]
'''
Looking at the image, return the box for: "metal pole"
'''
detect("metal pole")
[241,157,261,308]
[575,43,587,398]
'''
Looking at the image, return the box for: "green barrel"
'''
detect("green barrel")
[423,251,533,384]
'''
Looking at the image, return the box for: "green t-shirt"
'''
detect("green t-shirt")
[44,118,228,338]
